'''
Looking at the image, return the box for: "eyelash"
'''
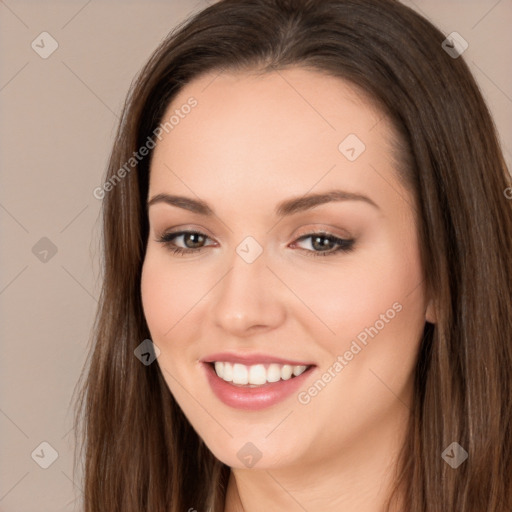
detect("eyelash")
[155,230,355,257]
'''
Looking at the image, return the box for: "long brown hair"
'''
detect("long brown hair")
[73,0,512,510]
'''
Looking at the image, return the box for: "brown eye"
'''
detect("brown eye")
[156,230,213,256]
[293,232,355,257]
[181,232,207,248]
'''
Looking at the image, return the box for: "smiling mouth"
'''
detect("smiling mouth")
[208,361,314,387]
[202,357,317,410]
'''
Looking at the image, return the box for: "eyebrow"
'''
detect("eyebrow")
[147,189,379,216]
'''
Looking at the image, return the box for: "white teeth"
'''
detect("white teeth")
[281,364,293,380]
[267,364,282,382]
[232,363,248,385]
[212,361,310,385]
[293,365,307,377]
[214,361,224,379]
[222,362,233,382]
[248,364,267,385]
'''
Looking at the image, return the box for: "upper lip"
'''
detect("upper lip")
[201,352,316,367]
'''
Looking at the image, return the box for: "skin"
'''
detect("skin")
[140,67,436,512]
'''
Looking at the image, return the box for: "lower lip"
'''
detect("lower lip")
[202,363,315,410]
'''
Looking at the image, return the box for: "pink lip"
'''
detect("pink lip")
[201,352,315,366]
[201,360,316,411]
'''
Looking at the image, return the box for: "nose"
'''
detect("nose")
[210,248,287,337]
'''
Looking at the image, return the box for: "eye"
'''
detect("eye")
[156,230,214,256]
[291,232,355,257]
[156,230,355,257]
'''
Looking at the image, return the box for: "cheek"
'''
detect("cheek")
[140,251,204,339]
[140,254,195,392]
[140,250,217,391]
[284,236,426,443]
[140,257,171,338]
[291,230,426,358]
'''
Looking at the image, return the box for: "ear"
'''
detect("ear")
[425,297,436,324]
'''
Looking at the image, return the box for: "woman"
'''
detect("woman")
[73,0,512,510]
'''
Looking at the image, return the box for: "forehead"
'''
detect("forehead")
[148,67,402,210]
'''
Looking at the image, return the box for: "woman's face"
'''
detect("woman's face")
[141,67,434,471]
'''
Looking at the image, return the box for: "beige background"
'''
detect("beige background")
[0,1,511,511]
